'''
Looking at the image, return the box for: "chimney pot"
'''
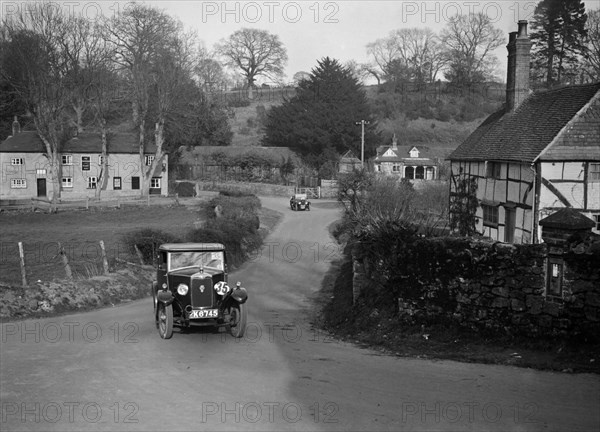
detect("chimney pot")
[517,20,528,38]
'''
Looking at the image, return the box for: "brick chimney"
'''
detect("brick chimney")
[12,116,20,137]
[506,20,532,112]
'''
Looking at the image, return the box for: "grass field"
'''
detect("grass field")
[0,204,204,285]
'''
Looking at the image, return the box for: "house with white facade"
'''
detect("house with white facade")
[374,134,440,180]
[0,121,168,201]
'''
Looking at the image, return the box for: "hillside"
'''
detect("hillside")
[227,82,505,150]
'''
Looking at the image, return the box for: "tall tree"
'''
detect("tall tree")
[1,2,72,205]
[530,0,588,87]
[215,28,287,97]
[263,57,379,168]
[195,43,228,92]
[107,3,186,197]
[441,12,503,85]
[582,9,599,82]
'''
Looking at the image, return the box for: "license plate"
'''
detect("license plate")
[189,309,218,319]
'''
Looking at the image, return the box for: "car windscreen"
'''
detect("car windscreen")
[168,251,224,272]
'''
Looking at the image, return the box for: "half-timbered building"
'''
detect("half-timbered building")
[447,21,600,244]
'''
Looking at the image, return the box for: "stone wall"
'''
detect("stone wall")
[352,235,600,339]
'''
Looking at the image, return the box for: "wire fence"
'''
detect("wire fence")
[0,240,152,288]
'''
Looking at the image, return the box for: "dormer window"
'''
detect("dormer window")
[409,147,419,158]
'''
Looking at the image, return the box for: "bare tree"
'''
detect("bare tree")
[366,28,446,85]
[366,36,402,81]
[0,2,72,206]
[107,3,186,197]
[215,28,287,98]
[195,43,227,92]
[583,9,600,82]
[440,13,504,85]
[392,28,446,85]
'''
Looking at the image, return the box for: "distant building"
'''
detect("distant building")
[339,150,361,173]
[373,134,440,180]
[447,21,600,243]
[0,122,167,201]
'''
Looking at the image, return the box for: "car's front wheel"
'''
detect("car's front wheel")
[158,303,173,339]
[228,303,247,338]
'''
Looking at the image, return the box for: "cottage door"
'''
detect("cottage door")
[36,179,46,197]
[504,208,516,243]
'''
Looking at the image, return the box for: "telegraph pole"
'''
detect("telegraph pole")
[355,120,370,168]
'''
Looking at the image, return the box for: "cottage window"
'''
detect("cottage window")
[145,155,155,166]
[11,158,24,165]
[87,176,97,189]
[98,155,105,165]
[62,177,73,188]
[10,178,26,188]
[482,204,499,227]
[36,169,46,177]
[486,162,501,179]
[545,258,563,297]
[62,155,73,165]
[82,156,90,171]
[113,177,122,190]
[376,165,381,172]
[589,163,600,182]
[392,165,401,172]
[131,176,140,190]
[151,177,161,189]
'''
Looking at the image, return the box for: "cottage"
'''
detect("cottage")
[0,122,168,201]
[447,20,600,244]
[373,134,440,180]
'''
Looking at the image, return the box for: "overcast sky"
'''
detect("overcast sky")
[155,0,542,82]
[1,0,598,83]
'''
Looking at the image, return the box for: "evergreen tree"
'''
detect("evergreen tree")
[263,57,379,163]
[530,0,588,87]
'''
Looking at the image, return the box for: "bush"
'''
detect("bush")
[122,228,181,264]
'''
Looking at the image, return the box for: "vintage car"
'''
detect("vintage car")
[290,193,311,211]
[152,243,248,339]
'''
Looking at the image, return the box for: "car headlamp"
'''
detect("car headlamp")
[177,283,189,295]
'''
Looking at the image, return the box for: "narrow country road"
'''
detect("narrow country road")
[1,196,599,431]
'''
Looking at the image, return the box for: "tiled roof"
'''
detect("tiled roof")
[0,130,157,154]
[448,83,600,162]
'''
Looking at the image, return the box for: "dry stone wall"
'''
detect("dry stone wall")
[352,235,600,339]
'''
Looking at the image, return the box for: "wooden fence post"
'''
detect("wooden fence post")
[99,240,110,274]
[57,242,73,280]
[18,242,27,287]
[86,196,89,210]
[134,245,145,265]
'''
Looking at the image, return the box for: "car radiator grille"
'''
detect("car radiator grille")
[191,276,213,308]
